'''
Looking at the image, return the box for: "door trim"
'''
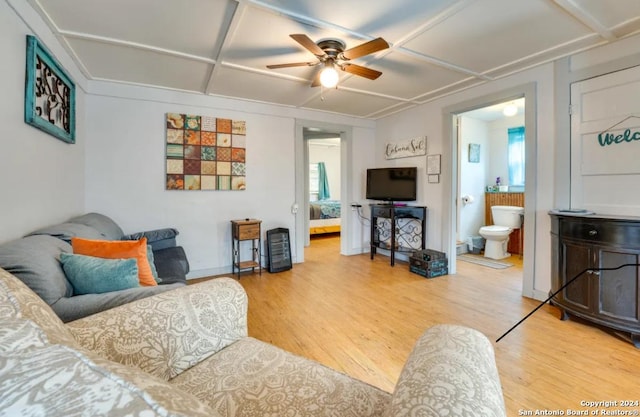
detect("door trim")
[294,120,353,262]
[442,83,537,298]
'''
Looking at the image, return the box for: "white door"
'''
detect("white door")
[570,65,640,216]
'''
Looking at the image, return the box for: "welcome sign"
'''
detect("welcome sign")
[582,123,640,176]
[385,136,427,160]
[598,128,640,147]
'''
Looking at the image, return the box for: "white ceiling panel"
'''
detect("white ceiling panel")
[68,39,212,92]
[340,51,469,100]
[569,0,640,29]
[35,0,236,57]
[224,6,326,68]
[209,66,318,106]
[251,0,457,42]
[303,88,405,118]
[19,0,640,119]
[227,6,373,69]
[483,35,602,79]
[404,0,592,74]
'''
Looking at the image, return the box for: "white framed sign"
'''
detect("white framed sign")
[385,136,426,160]
[427,154,441,174]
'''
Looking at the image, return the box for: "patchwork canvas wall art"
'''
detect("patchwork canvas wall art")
[165,113,246,190]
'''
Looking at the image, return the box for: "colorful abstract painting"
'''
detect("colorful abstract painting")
[165,113,246,190]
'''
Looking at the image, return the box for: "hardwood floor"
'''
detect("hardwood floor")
[197,235,640,415]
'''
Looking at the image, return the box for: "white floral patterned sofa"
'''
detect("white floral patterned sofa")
[0,266,506,417]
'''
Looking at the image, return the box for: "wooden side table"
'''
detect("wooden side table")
[231,219,262,279]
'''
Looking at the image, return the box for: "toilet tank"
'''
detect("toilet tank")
[491,205,524,228]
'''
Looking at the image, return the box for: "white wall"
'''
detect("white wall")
[348,127,377,254]
[459,117,489,244]
[84,82,375,277]
[0,1,86,242]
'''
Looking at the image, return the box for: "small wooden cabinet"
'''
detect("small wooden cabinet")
[231,219,262,278]
[550,212,640,347]
[370,205,427,266]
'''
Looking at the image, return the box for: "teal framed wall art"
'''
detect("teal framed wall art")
[24,35,76,144]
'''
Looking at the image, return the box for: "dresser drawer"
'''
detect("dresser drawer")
[237,224,260,240]
[559,219,640,246]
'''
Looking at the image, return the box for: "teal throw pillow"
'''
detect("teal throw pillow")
[147,245,160,283]
[60,253,139,295]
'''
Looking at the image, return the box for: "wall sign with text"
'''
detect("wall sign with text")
[385,136,427,160]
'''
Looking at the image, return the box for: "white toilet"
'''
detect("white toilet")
[478,205,524,260]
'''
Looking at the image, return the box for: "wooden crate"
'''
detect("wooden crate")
[411,249,446,261]
[409,256,448,278]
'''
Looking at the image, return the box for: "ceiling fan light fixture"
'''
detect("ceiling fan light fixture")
[320,63,339,88]
[503,103,518,117]
[267,34,389,88]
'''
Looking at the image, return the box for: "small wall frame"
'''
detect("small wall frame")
[427,154,441,174]
[468,143,480,163]
[24,35,76,144]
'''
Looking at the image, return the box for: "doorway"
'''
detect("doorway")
[293,120,353,263]
[456,98,526,283]
[307,132,341,246]
[442,83,537,299]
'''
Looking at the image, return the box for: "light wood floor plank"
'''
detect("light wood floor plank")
[194,235,640,415]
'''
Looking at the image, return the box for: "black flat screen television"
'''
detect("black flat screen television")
[366,167,417,202]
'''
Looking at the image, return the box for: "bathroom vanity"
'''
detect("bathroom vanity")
[549,211,640,347]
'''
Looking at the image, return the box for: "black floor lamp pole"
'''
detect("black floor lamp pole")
[496,263,640,343]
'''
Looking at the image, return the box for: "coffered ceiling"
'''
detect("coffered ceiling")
[24,0,640,119]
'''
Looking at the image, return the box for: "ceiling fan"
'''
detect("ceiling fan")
[267,34,389,88]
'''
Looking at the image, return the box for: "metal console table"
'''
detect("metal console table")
[370,204,427,266]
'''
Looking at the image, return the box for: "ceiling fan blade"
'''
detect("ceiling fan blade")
[342,37,389,60]
[290,34,326,57]
[267,62,317,69]
[341,63,382,80]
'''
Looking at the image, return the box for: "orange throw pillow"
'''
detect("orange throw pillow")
[71,237,157,287]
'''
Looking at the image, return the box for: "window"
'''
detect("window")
[309,162,331,201]
[309,163,319,201]
[508,126,525,186]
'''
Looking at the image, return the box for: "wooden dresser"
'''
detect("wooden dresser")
[485,192,524,255]
[550,212,640,347]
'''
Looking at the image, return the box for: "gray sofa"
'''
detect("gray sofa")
[0,266,507,416]
[0,213,189,322]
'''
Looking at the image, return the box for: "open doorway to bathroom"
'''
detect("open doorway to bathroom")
[456,98,526,281]
[442,84,536,298]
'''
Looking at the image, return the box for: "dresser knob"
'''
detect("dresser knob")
[588,230,598,236]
